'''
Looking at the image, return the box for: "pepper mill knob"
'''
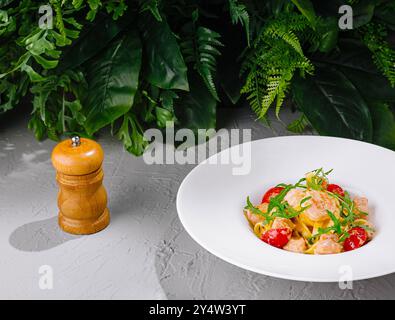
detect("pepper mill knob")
[51,137,110,234]
[71,135,81,147]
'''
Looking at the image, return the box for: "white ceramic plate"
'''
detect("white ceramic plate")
[177,136,395,282]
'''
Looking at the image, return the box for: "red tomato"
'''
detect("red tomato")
[261,228,291,248]
[261,187,284,203]
[343,227,368,251]
[327,184,345,197]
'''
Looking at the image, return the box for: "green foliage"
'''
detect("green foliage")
[175,71,216,132]
[141,16,189,91]
[292,67,373,141]
[58,11,132,71]
[241,11,314,119]
[0,0,220,155]
[360,22,395,87]
[181,11,223,101]
[116,112,148,155]
[86,0,128,21]
[28,70,87,140]
[1,0,395,155]
[287,114,309,133]
[228,0,250,46]
[83,31,142,135]
[140,0,162,22]
[290,0,316,26]
[369,102,395,150]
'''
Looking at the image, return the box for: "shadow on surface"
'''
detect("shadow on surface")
[9,216,81,252]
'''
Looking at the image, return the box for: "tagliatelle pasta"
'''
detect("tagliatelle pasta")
[243,168,375,255]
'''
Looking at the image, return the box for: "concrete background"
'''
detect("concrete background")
[1,107,394,299]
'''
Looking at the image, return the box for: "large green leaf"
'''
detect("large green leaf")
[175,71,216,131]
[313,39,395,102]
[316,17,338,53]
[141,17,189,91]
[369,102,395,150]
[83,31,142,135]
[291,0,316,26]
[352,1,375,28]
[58,12,132,72]
[292,66,373,141]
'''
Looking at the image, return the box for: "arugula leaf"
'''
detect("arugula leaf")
[326,210,341,234]
[245,197,272,222]
[300,196,312,206]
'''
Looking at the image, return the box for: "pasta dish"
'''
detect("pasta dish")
[244,169,374,254]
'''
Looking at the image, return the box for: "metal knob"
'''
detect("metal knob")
[71,136,81,147]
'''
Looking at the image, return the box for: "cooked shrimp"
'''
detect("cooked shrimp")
[285,189,340,222]
[314,234,343,255]
[244,203,268,226]
[283,237,306,253]
[304,190,340,222]
[354,196,369,215]
[284,189,306,208]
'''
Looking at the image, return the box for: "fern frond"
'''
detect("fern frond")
[181,25,223,100]
[287,114,309,133]
[361,22,395,87]
[241,67,264,116]
[50,0,66,40]
[275,78,289,118]
[228,0,250,46]
[241,11,314,119]
[264,23,303,56]
[260,76,280,117]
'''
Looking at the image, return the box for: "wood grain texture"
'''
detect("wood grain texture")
[52,138,110,234]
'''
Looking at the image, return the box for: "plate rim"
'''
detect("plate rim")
[176,135,395,282]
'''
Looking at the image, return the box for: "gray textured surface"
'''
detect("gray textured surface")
[1,107,395,299]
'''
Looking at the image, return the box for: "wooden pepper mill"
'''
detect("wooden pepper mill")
[51,136,110,235]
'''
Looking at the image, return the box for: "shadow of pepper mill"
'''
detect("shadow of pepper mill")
[51,136,110,234]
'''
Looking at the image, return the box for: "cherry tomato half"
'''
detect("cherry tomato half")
[343,227,368,252]
[261,187,284,204]
[327,184,345,197]
[261,228,291,248]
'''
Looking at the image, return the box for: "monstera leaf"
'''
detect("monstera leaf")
[292,66,373,142]
[369,102,395,150]
[58,12,132,72]
[140,17,189,91]
[313,39,395,102]
[294,39,395,150]
[83,31,142,135]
